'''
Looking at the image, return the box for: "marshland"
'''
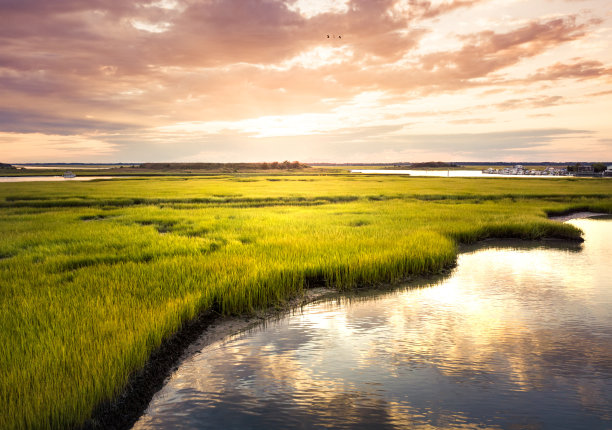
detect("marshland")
[135,216,612,429]
[1,174,612,429]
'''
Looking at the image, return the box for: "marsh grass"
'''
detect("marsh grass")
[0,175,611,429]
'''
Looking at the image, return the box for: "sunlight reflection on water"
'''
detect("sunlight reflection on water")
[0,176,112,182]
[134,218,612,429]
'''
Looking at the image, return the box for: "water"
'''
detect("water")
[351,169,569,178]
[134,218,612,429]
[11,165,117,170]
[0,176,116,182]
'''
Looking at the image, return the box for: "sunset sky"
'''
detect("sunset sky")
[1,0,611,163]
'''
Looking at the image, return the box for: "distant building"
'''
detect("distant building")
[482,165,569,176]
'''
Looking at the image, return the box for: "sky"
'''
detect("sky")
[1,0,611,163]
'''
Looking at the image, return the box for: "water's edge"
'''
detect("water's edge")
[81,287,337,430]
[547,211,607,222]
[80,211,601,430]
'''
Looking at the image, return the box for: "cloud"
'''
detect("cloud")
[390,0,486,21]
[448,118,494,124]
[588,89,612,97]
[310,15,604,96]
[342,128,592,152]
[225,127,602,162]
[120,126,599,162]
[527,60,612,81]
[493,95,565,110]
[0,131,118,162]
[415,16,597,84]
[0,0,610,161]
[0,109,139,135]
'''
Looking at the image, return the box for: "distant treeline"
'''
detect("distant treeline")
[309,161,460,167]
[0,163,16,169]
[310,161,461,168]
[310,162,413,166]
[567,163,609,173]
[138,161,310,170]
[410,162,460,168]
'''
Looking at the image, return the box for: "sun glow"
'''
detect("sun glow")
[130,19,172,33]
[287,0,350,18]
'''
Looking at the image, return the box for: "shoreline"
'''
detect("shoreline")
[548,211,609,222]
[82,287,337,430]
[82,211,602,430]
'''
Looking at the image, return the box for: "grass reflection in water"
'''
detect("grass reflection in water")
[136,218,612,430]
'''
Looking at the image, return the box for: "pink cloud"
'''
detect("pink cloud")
[527,60,612,81]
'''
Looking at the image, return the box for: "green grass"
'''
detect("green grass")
[1,175,611,429]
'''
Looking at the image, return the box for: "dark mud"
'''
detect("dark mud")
[81,310,220,430]
[81,288,334,430]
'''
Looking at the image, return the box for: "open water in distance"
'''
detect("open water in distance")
[0,176,113,182]
[134,218,612,429]
[351,169,569,178]
[11,165,116,170]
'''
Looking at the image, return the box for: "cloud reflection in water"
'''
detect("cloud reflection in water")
[135,219,612,429]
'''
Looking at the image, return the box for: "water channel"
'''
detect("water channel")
[134,217,612,429]
[0,176,114,182]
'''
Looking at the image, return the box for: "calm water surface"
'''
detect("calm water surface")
[351,169,569,178]
[0,176,113,182]
[134,218,612,429]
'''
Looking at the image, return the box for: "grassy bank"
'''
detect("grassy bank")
[1,175,611,429]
